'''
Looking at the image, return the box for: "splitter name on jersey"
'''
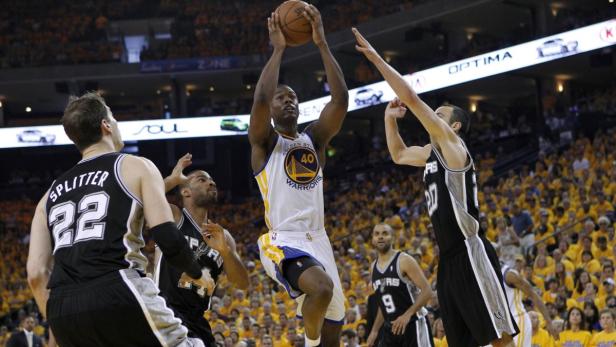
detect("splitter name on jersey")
[49,170,110,202]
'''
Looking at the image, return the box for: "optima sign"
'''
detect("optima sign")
[448,52,513,75]
[1,19,615,149]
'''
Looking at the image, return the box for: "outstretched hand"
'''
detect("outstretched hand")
[268,11,286,49]
[171,153,192,186]
[201,220,229,255]
[352,27,380,62]
[302,4,326,47]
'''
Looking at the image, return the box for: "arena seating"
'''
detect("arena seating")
[1,119,613,345]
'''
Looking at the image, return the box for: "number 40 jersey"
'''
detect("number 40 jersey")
[45,153,147,289]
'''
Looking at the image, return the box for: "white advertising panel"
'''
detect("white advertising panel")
[2,19,615,149]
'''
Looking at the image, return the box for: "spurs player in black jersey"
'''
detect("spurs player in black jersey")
[27,93,211,347]
[154,153,249,346]
[353,29,519,347]
[367,224,434,347]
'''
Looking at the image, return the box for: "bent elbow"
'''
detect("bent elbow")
[27,267,48,289]
[390,152,402,164]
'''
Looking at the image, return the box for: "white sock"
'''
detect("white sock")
[305,335,321,347]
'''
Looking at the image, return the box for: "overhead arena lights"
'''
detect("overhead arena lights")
[1,19,615,149]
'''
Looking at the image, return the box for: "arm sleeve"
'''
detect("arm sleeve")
[150,222,202,279]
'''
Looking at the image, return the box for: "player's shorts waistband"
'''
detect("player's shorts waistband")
[50,269,145,296]
[267,228,327,241]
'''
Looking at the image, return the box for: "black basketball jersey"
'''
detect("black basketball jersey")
[423,142,481,255]
[371,251,425,322]
[154,208,224,315]
[45,152,147,289]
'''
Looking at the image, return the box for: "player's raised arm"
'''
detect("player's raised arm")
[163,153,193,223]
[353,28,467,169]
[121,155,203,280]
[249,12,285,162]
[302,5,349,150]
[27,193,53,318]
[163,153,192,193]
[384,98,431,167]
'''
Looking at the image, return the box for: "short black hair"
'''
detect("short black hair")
[175,169,203,200]
[449,105,471,136]
[61,92,108,151]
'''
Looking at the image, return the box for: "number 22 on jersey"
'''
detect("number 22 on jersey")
[48,192,110,253]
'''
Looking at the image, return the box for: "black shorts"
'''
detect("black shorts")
[47,269,199,347]
[436,236,519,347]
[378,316,434,347]
[175,310,215,347]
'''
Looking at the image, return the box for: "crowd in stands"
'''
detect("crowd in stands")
[0,0,129,68]
[140,0,415,62]
[2,0,611,70]
[1,114,614,346]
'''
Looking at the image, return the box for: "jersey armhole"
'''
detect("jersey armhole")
[503,267,517,289]
[253,132,279,176]
[303,127,324,170]
[114,154,143,206]
[395,252,412,286]
[431,142,473,173]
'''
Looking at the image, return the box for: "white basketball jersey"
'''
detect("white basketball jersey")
[502,264,526,318]
[254,132,324,233]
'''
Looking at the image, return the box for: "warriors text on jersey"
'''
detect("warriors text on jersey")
[422,143,480,255]
[154,208,224,314]
[371,251,427,322]
[255,132,324,233]
[45,153,146,288]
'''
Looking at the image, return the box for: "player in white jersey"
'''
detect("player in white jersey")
[249,7,348,347]
[491,262,558,347]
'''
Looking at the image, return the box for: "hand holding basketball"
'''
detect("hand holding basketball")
[302,4,326,47]
[268,11,286,50]
[275,0,312,47]
[385,98,407,119]
[352,27,380,62]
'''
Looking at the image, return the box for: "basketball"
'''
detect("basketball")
[275,0,312,47]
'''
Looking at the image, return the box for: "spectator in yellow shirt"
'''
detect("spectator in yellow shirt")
[596,278,615,310]
[580,251,603,276]
[594,237,612,262]
[432,318,448,347]
[555,262,575,292]
[574,271,594,301]
[589,309,616,347]
[592,193,613,218]
[534,254,555,279]
[553,249,575,273]
[529,310,555,347]
[259,334,274,347]
[558,307,592,347]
